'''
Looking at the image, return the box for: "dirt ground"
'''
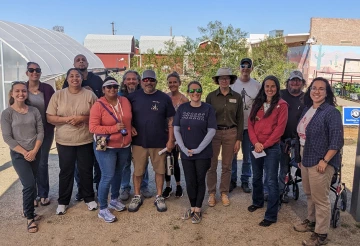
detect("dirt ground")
[0,127,360,246]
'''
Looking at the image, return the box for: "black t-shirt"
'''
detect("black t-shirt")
[280,89,305,140]
[63,72,103,98]
[173,102,217,160]
[127,89,176,148]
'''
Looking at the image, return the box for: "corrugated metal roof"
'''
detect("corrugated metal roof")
[84,34,134,54]
[0,20,104,76]
[139,36,187,54]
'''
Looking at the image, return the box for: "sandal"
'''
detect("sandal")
[34,200,39,207]
[40,198,50,206]
[22,212,41,221]
[259,219,276,227]
[248,205,262,212]
[27,219,38,233]
[191,212,202,224]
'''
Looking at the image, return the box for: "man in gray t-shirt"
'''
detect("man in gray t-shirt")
[230,58,261,193]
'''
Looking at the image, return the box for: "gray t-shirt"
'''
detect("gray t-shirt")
[28,92,46,127]
[1,106,44,151]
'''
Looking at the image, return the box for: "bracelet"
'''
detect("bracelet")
[322,158,329,164]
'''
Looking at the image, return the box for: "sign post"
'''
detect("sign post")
[350,123,360,222]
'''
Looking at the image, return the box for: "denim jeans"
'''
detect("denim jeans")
[121,152,149,191]
[231,130,252,184]
[251,143,280,222]
[36,130,54,198]
[94,144,131,210]
[11,150,41,219]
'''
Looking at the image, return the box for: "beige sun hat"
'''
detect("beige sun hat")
[212,67,238,84]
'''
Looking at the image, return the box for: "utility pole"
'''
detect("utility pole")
[110,22,115,35]
[170,26,172,36]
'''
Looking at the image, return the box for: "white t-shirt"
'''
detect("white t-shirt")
[297,106,317,146]
[231,78,261,129]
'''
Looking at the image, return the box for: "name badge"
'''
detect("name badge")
[229,99,237,103]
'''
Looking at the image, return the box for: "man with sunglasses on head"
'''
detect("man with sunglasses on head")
[63,54,104,201]
[118,70,152,201]
[127,70,176,212]
[230,58,261,193]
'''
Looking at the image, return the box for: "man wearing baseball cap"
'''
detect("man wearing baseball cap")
[230,58,261,193]
[127,69,176,212]
[277,70,305,203]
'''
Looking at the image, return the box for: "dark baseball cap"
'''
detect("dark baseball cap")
[240,58,253,67]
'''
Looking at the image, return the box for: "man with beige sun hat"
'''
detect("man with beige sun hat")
[206,67,244,207]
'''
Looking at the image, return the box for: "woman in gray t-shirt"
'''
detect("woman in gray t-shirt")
[1,82,44,233]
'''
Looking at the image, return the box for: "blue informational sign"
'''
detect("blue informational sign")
[343,107,360,126]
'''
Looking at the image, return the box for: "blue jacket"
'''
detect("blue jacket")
[300,102,344,169]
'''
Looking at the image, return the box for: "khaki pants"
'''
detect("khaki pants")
[207,128,237,194]
[300,146,335,234]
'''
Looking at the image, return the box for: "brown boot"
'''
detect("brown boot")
[221,193,230,206]
[208,193,216,207]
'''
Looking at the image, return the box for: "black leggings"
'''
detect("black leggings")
[181,158,211,208]
[165,148,181,183]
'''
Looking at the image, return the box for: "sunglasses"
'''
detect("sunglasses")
[28,68,42,73]
[188,88,202,93]
[105,85,119,89]
[142,78,156,83]
[240,64,251,69]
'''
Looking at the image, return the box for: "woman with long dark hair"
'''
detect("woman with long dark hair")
[1,82,44,233]
[47,68,98,215]
[294,77,343,245]
[25,62,55,206]
[247,75,288,227]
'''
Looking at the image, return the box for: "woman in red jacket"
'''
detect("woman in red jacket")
[89,77,132,223]
[247,75,288,227]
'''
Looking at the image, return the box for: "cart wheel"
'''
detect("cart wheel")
[341,191,347,211]
[293,183,299,200]
[332,208,340,228]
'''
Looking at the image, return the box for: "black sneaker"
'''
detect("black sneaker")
[75,193,83,201]
[241,183,251,193]
[175,185,183,197]
[229,181,237,193]
[162,186,172,199]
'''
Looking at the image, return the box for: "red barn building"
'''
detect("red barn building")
[84,34,135,69]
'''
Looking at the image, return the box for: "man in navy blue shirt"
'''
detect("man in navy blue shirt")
[127,70,176,213]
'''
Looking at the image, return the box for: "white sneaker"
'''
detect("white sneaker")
[86,201,98,211]
[56,205,68,215]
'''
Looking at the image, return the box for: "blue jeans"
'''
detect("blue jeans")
[94,144,131,210]
[251,143,280,222]
[231,130,252,184]
[121,152,149,191]
[36,130,54,198]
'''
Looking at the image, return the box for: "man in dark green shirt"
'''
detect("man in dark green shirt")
[206,67,244,207]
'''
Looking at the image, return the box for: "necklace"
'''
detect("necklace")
[13,105,28,114]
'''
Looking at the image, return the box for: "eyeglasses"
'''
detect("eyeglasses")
[105,85,119,90]
[188,88,202,93]
[310,87,326,92]
[28,68,41,73]
[142,78,156,83]
[240,64,251,69]
[11,81,26,85]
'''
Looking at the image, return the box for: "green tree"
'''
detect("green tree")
[251,36,297,86]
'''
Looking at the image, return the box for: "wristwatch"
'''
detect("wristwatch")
[322,158,329,164]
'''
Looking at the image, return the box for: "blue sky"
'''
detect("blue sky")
[1,0,359,44]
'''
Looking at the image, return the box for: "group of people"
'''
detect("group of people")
[1,55,344,246]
